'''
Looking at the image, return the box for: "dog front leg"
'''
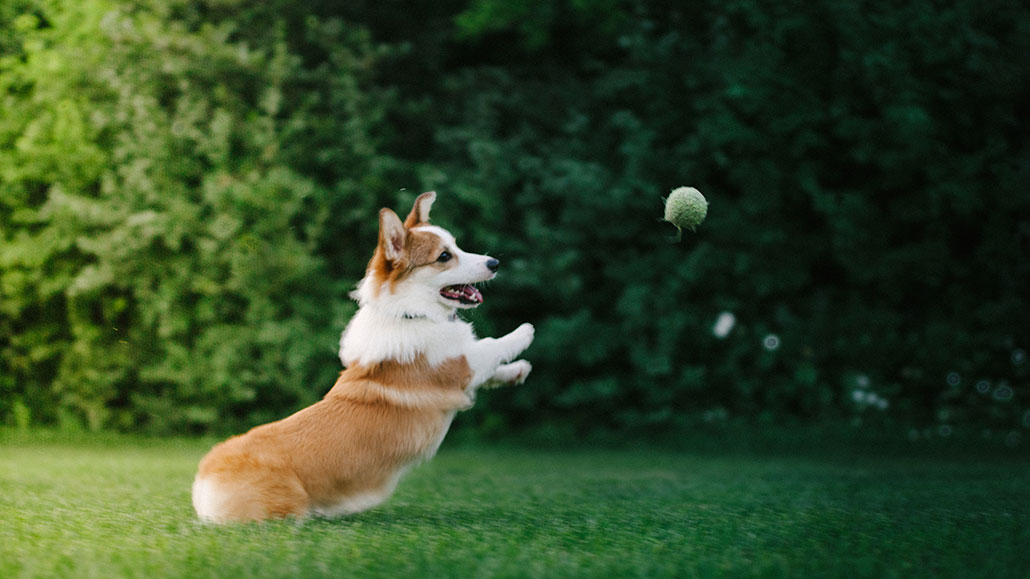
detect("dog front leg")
[467,323,534,389]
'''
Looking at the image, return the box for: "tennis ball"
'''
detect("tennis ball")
[664,187,708,238]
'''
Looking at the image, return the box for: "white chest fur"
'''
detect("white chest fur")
[339,306,477,368]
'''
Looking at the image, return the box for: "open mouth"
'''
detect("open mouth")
[440,284,484,306]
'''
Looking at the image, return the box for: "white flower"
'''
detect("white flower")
[712,312,736,339]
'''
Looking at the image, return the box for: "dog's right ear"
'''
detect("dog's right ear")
[378,208,407,264]
[404,191,436,229]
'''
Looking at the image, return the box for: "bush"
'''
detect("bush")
[0,0,385,433]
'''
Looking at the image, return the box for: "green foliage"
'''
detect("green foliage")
[2,0,1028,439]
[1,0,385,432]
[403,0,1030,438]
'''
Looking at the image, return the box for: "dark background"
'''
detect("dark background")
[2,0,1028,443]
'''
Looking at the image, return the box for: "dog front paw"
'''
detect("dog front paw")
[490,360,532,386]
[509,323,535,352]
[507,359,532,384]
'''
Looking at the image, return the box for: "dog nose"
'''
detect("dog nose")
[486,258,500,272]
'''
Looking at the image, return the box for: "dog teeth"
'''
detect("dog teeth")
[441,284,483,304]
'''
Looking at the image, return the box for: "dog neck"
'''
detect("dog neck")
[339,285,476,368]
[402,312,459,322]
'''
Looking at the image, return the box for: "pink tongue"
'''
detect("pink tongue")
[463,285,483,303]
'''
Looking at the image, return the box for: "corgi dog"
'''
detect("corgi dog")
[192,192,534,523]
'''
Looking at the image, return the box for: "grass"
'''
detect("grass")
[1,430,1028,578]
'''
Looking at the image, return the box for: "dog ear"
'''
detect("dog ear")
[379,208,407,264]
[404,191,436,229]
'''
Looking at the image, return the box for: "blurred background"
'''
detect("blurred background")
[1,0,1028,444]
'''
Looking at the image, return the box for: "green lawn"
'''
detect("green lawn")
[1,431,1028,578]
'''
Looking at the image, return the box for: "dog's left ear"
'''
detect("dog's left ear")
[404,191,436,229]
[379,208,407,265]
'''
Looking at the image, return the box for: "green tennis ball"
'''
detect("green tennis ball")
[664,187,708,238]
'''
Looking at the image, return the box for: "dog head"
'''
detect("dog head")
[354,192,499,319]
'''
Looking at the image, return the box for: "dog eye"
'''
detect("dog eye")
[437,251,452,263]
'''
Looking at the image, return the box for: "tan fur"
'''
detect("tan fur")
[194,355,472,523]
